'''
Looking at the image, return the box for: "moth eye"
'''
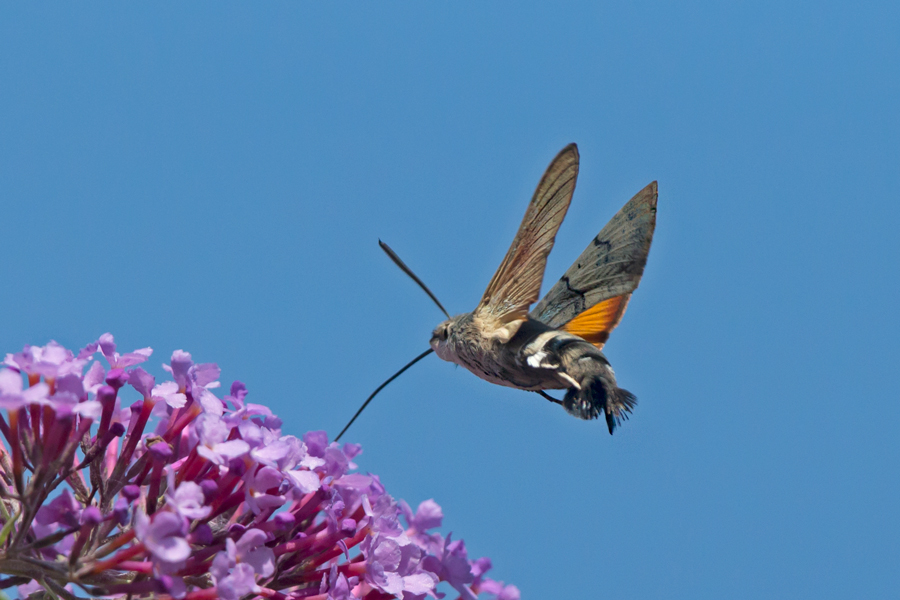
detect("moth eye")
[432,325,448,342]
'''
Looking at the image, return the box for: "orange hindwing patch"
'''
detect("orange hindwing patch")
[561,294,631,348]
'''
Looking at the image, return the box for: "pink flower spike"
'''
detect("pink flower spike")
[153,381,187,409]
[0,335,517,599]
[128,368,156,400]
[165,475,212,521]
[134,510,191,566]
[98,333,152,369]
[480,580,521,600]
[0,369,23,396]
[83,361,106,394]
[164,350,193,391]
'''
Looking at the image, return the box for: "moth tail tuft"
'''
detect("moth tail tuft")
[605,387,637,435]
[562,378,637,435]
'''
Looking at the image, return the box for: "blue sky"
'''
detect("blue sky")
[1,3,898,598]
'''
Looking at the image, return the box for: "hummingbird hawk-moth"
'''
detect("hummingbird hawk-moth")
[336,144,656,440]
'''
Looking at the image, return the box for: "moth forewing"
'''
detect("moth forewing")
[476,144,580,325]
[530,181,658,331]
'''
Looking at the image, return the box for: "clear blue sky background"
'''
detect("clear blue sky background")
[2,3,898,598]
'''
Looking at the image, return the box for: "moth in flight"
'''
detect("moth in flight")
[336,144,656,440]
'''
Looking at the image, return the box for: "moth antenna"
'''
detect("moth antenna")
[379,240,451,319]
[335,348,434,442]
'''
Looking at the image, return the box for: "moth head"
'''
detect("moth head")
[430,319,451,343]
[430,318,457,359]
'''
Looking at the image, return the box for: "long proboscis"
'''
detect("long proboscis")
[334,241,446,441]
[335,348,434,442]
[379,240,450,319]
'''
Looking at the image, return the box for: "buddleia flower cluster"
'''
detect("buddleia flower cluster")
[0,335,519,600]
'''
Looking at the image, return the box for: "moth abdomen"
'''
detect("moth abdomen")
[530,332,636,434]
[563,377,636,434]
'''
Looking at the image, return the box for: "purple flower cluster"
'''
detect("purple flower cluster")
[0,335,519,600]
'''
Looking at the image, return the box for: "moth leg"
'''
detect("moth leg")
[534,390,562,405]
